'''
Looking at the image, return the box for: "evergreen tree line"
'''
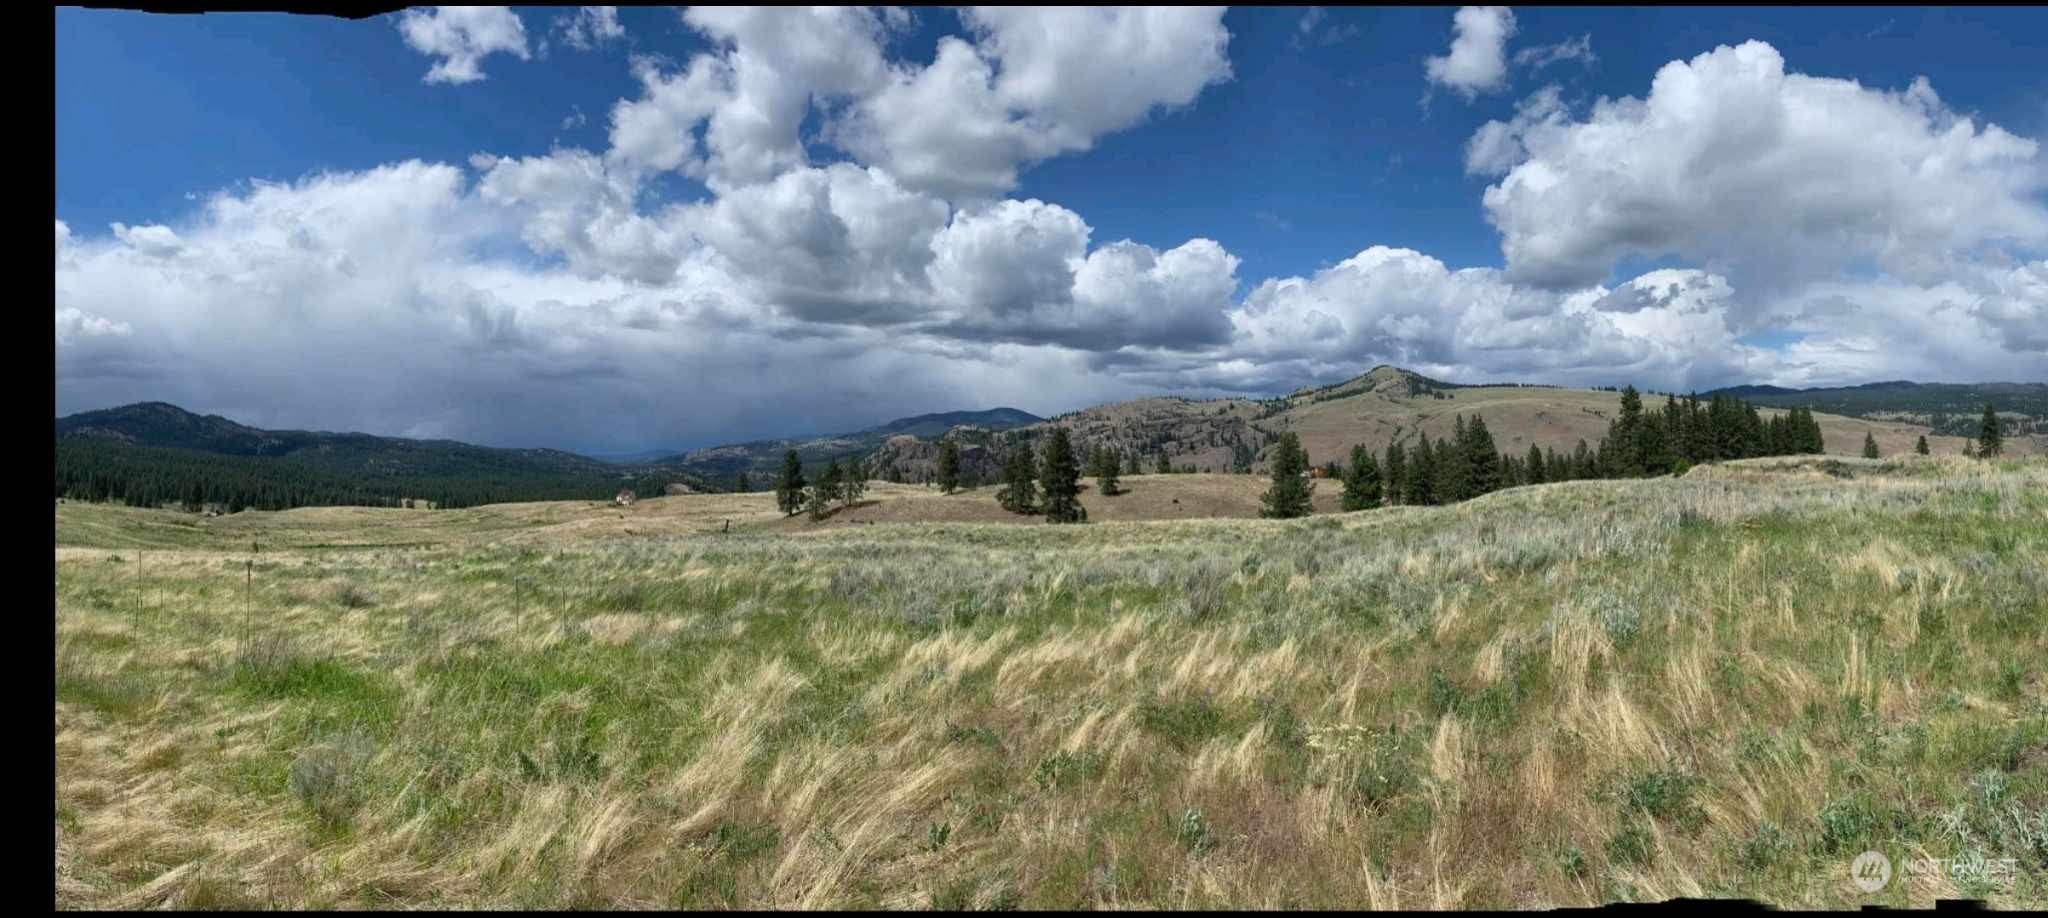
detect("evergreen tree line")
[1293,393,2013,517]
[993,429,1088,523]
[1274,389,1802,518]
[52,438,663,511]
[1592,388,1825,477]
[58,395,2012,517]
[773,449,869,520]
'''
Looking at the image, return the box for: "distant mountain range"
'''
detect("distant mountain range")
[52,401,1042,508]
[56,401,613,473]
[53,372,2040,510]
[54,401,668,510]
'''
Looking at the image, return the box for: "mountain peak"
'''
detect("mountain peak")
[1286,365,1445,403]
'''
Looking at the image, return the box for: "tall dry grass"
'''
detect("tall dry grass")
[53,455,2048,908]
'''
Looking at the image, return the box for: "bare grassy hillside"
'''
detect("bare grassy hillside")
[1266,381,2017,470]
[871,367,2036,483]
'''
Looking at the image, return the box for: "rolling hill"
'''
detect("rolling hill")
[53,368,2037,510]
[53,402,693,510]
[868,366,2040,483]
[642,406,1042,483]
[56,401,618,474]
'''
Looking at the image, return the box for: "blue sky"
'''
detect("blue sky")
[54,7,2048,452]
[58,6,2048,285]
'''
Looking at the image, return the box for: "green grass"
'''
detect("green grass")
[52,455,2048,908]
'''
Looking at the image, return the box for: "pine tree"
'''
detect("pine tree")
[1439,416,1472,502]
[1465,414,1501,496]
[1608,385,1646,475]
[1155,452,1172,474]
[1978,403,2003,457]
[1706,394,1744,462]
[1092,445,1122,496]
[1795,407,1825,454]
[1764,414,1791,457]
[1526,443,1546,485]
[1740,404,1766,459]
[775,450,806,517]
[1407,434,1437,506]
[1340,444,1380,511]
[1040,429,1086,523]
[998,445,1039,513]
[1661,395,1691,464]
[936,439,961,493]
[1915,435,1929,456]
[842,457,867,504]
[810,460,842,519]
[1862,432,1880,459]
[734,471,751,493]
[1383,441,1406,505]
[1639,409,1672,473]
[1261,432,1314,519]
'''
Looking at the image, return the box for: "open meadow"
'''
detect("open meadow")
[54,456,2048,908]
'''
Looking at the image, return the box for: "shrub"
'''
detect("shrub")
[1557,845,1588,878]
[1347,725,1424,809]
[1031,749,1105,791]
[1138,696,1226,752]
[1619,768,1706,832]
[333,582,376,609]
[1815,794,1882,854]
[1585,590,1643,647]
[1606,822,1653,867]
[1739,822,1793,871]
[288,738,370,829]
[1175,807,1214,854]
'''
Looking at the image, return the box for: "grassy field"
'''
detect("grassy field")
[52,475,1338,551]
[54,456,2047,908]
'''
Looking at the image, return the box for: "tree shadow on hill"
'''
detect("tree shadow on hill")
[805,500,883,523]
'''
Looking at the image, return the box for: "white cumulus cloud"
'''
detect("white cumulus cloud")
[55,23,2048,452]
[1425,6,1517,101]
[1480,40,2048,296]
[397,6,531,85]
[556,6,623,52]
